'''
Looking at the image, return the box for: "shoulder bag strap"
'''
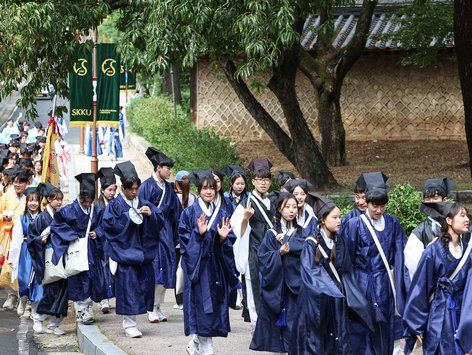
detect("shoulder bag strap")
[450,239,472,280]
[360,214,399,315]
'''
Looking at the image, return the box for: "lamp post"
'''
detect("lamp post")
[91,26,99,177]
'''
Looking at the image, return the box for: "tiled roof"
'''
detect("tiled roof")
[301,6,453,50]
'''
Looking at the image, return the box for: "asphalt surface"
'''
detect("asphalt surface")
[0,288,39,355]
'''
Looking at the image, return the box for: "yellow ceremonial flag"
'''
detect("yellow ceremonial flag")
[41,117,61,187]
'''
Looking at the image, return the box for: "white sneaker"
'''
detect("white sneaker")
[125,327,142,338]
[186,336,200,355]
[100,300,110,314]
[21,303,32,319]
[155,307,167,322]
[3,295,18,310]
[173,304,183,310]
[78,309,94,325]
[199,336,214,355]
[17,298,26,316]
[46,326,65,336]
[33,320,43,333]
[147,311,160,323]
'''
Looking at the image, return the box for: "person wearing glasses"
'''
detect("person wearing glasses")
[231,158,275,330]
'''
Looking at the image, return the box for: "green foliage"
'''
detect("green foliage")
[333,193,355,217]
[386,184,426,235]
[126,96,241,172]
[384,1,454,67]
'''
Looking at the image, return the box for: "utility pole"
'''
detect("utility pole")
[170,62,177,118]
[91,27,99,178]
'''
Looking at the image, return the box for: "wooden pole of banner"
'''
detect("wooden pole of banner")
[79,127,84,154]
[91,27,99,185]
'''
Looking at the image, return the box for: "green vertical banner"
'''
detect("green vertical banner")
[120,66,137,90]
[69,45,93,127]
[97,43,120,126]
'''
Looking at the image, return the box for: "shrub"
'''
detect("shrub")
[333,194,355,217]
[127,96,241,172]
[386,183,426,235]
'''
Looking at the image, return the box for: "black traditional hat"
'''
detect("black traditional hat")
[248,158,272,173]
[357,172,389,192]
[145,147,174,169]
[14,167,33,181]
[18,157,33,167]
[9,134,20,142]
[283,178,313,193]
[423,178,454,198]
[24,186,38,196]
[223,165,245,179]
[114,161,139,181]
[38,137,46,143]
[420,202,452,224]
[308,193,336,220]
[188,170,214,186]
[276,171,295,184]
[97,167,116,189]
[75,173,98,197]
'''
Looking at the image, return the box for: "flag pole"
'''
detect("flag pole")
[91,26,99,180]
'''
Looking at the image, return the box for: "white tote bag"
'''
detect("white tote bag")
[43,246,67,285]
[175,259,184,295]
[64,207,93,277]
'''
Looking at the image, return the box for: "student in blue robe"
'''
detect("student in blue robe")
[9,186,41,318]
[403,202,471,355]
[457,265,472,354]
[341,172,408,355]
[231,158,275,328]
[101,161,164,338]
[50,173,104,325]
[95,167,118,314]
[27,183,66,335]
[85,125,103,157]
[250,192,305,352]
[179,170,238,355]
[404,178,453,280]
[223,165,249,210]
[212,169,234,216]
[138,147,182,323]
[107,126,123,161]
[291,193,374,354]
[283,178,317,238]
[276,171,295,193]
[340,174,368,231]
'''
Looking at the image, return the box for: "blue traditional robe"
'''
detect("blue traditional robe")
[457,266,472,353]
[291,233,374,354]
[101,194,163,315]
[342,213,408,355]
[179,199,239,338]
[250,227,305,352]
[403,240,471,355]
[50,200,106,302]
[139,176,182,289]
[224,190,249,211]
[27,208,68,316]
[94,198,114,299]
[341,207,363,232]
[297,205,318,239]
[13,214,37,298]
[107,126,123,159]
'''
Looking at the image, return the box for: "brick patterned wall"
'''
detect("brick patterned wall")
[195,55,465,141]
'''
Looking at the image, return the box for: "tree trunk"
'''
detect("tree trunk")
[225,55,338,188]
[454,0,472,176]
[161,62,182,105]
[268,47,338,188]
[317,89,346,165]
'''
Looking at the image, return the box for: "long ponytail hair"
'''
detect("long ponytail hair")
[440,202,468,259]
[315,205,337,263]
[176,178,191,208]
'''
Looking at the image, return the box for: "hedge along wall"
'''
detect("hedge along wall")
[126,96,241,173]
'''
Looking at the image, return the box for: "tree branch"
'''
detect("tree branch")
[337,0,378,81]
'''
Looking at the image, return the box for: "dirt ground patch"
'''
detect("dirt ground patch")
[235,139,472,193]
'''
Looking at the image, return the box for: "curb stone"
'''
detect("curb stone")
[77,323,128,355]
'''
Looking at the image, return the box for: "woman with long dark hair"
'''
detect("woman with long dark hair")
[179,171,238,355]
[174,170,195,209]
[291,194,373,354]
[212,169,234,216]
[223,165,249,209]
[250,192,305,353]
[404,202,471,354]
[283,178,317,237]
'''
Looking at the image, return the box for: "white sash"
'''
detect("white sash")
[206,200,221,232]
[306,236,341,283]
[450,239,472,280]
[249,194,273,229]
[303,213,314,229]
[157,182,166,208]
[360,214,399,316]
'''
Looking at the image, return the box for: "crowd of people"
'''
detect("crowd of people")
[0,137,472,355]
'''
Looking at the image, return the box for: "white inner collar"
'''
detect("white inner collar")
[252,190,270,209]
[46,204,54,218]
[449,240,463,259]
[198,197,214,217]
[121,193,139,209]
[152,172,165,188]
[366,210,385,232]
[281,219,296,237]
[320,228,335,249]
[78,199,91,215]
